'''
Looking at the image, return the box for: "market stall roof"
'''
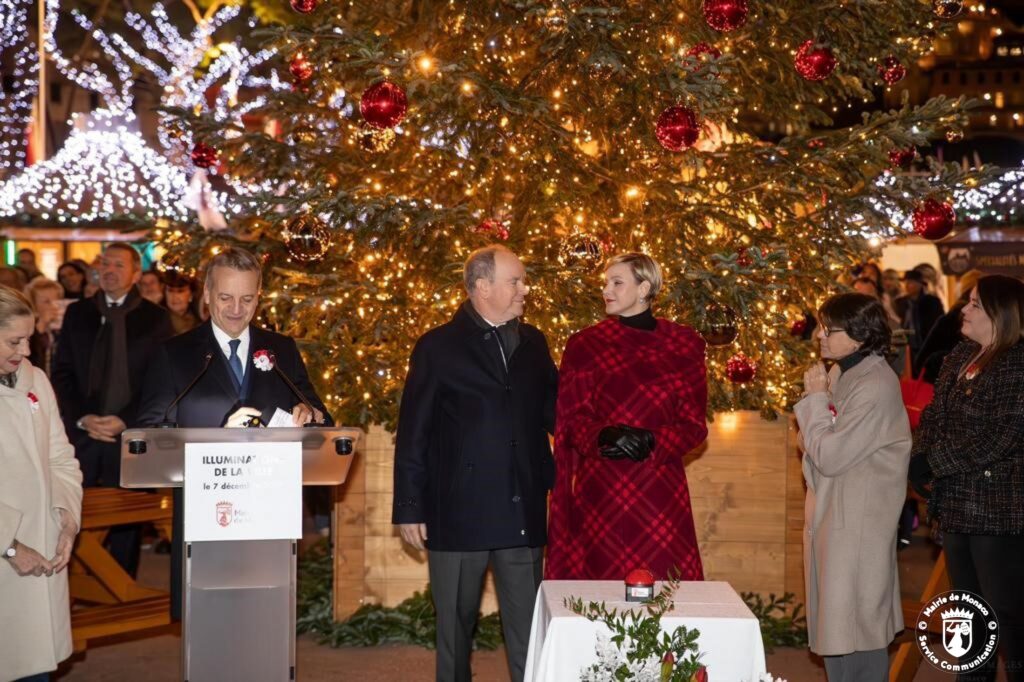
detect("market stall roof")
[0,110,189,231]
[937,227,1024,276]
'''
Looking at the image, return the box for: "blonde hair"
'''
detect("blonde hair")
[605,252,663,301]
[0,284,34,328]
[25,277,64,305]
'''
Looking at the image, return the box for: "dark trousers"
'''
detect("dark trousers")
[823,648,888,682]
[77,438,142,578]
[944,532,1024,682]
[428,546,543,682]
[15,674,51,682]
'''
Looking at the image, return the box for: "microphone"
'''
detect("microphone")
[158,352,214,427]
[261,351,322,426]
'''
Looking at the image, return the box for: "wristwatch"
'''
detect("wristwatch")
[3,542,16,559]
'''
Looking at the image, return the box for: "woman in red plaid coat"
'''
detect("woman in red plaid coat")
[545,253,708,580]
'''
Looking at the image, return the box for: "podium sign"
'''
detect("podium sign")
[183,441,302,542]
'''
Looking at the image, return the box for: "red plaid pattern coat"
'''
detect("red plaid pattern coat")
[545,318,708,580]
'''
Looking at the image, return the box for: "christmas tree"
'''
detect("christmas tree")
[162,0,991,427]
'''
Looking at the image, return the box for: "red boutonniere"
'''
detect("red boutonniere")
[27,392,40,412]
[253,349,275,372]
[828,403,837,424]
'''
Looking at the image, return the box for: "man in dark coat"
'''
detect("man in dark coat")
[894,269,944,376]
[51,243,174,575]
[136,247,331,621]
[393,244,558,682]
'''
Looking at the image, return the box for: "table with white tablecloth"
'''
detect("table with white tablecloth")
[524,580,768,682]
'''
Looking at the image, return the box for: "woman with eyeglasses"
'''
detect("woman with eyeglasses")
[909,274,1024,682]
[794,292,912,682]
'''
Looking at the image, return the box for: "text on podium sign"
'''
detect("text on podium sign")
[184,441,302,542]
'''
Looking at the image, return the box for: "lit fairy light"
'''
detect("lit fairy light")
[0,0,39,173]
[0,110,189,224]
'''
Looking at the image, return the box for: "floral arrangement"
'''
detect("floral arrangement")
[566,578,705,682]
[253,349,275,372]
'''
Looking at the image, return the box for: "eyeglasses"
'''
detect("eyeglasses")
[822,327,846,338]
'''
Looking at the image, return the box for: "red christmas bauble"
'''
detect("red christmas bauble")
[686,42,722,60]
[702,302,739,347]
[789,318,808,337]
[290,0,318,13]
[794,40,837,82]
[726,353,757,384]
[807,138,825,150]
[655,105,700,152]
[474,218,510,241]
[702,0,748,32]
[289,53,313,83]
[360,81,408,129]
[888,146,916,169]
[912,198,956,240]
[190,141,218,169]
[877,55,907,85]
[625,568,655,586]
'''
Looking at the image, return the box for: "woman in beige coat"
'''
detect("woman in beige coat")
[794,292,912,682]
[0,285,83,682]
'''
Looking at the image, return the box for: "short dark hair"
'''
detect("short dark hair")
[819,292,891,355]
[104,243,142,269]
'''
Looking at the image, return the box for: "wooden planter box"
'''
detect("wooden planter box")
[333,411,806,621]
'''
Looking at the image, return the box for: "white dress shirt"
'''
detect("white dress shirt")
[211,323,251,379]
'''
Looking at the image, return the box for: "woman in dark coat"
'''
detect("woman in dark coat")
[545,252,708,581]
[909,274,1024,682]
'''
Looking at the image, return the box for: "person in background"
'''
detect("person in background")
[546,252,708,583]
[0,266,29,291]
[795,292,912,682]
[16,248,42,281]
[852,276,881,299]
[913,262,947,312]
[163,273,200,335]
[895,269,944,376]
[909,275,1024,682]
[0,285,83,682]
[916,269,984,385]
[882,268,902,299]
[138,269,165,306]
[51,244,174,578]
[24,278,64,378]
[57,261,88,300]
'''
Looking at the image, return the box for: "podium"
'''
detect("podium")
[120,426,360,682]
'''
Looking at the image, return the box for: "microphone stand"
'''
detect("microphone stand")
[158,352,214,428]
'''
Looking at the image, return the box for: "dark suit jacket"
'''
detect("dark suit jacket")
[51,290,174,441]
[392,305,558,552]
[136,320,331,428]
[896,292,944,367]
[135,320,332,621]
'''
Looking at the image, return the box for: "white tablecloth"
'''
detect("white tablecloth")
[524,580,767,682]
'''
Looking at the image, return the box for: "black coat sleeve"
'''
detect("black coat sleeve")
[51,302,84,434]
[135,343,180,427]
[541,334,559,435]
[392,337,436,524]
[281,336,334,426]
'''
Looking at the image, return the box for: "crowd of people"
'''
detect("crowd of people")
[1,241,1022,681]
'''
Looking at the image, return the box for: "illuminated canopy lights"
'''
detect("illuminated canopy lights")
[0,110,190,225]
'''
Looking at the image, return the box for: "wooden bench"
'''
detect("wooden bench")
[70,488,174,651]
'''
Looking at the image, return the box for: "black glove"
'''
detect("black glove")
[598,425,655,462]
[908,454,934,499]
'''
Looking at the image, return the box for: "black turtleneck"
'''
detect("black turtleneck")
[837,349,873,374]
[619,308,657,331]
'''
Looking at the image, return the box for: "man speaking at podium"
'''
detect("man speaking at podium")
[137,246,331,620]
